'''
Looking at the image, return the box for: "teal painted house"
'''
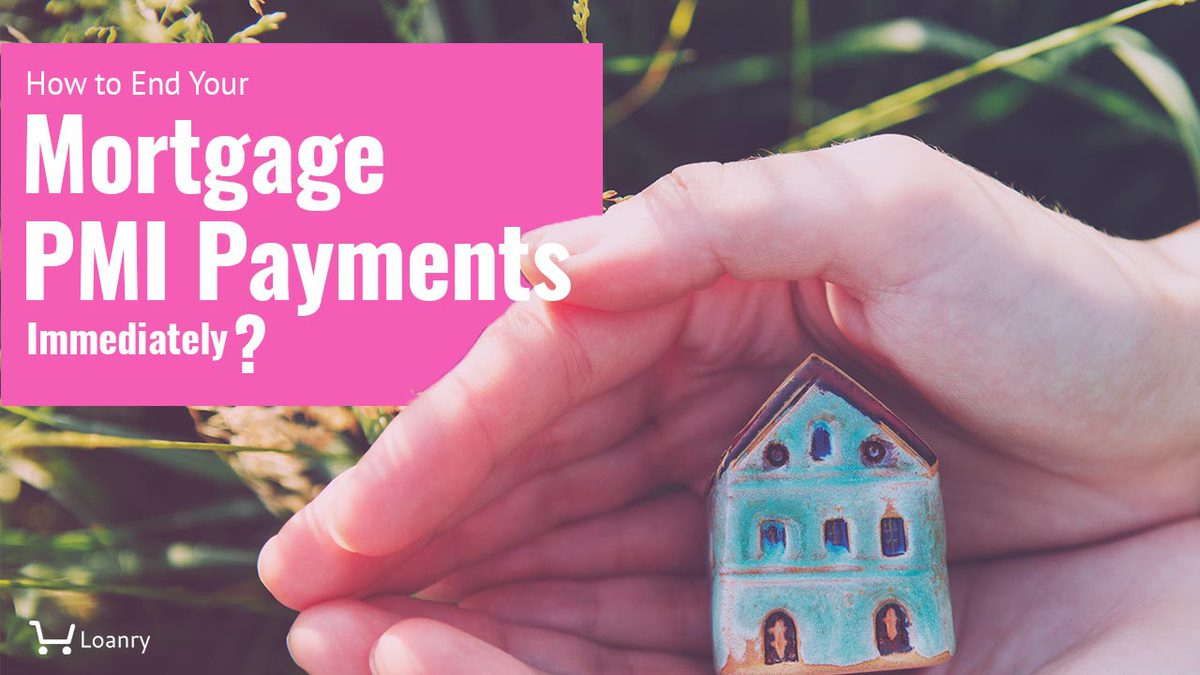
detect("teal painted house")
[709,355,954,674]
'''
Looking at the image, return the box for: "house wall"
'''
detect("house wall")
[715,478,944,571]
[713,569,953,671]
[709,385,954,671]
[710,477,954,670]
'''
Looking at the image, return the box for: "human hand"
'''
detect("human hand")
[259,135,1200,674]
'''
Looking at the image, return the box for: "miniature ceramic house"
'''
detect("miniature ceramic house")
[709,354,953,674]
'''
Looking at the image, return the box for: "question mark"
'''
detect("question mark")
[235,314,266,374]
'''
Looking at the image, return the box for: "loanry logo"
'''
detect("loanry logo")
[28,620,150,656]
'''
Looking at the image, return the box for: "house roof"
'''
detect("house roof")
[712,354,938,481]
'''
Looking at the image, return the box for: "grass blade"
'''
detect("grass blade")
[790,0,814,130]
[1,429,325,457]
[605,0,699,126]
[778,0,1196,151]
[662,19,1180,147]
[1100,26,1200,210]
[0,577,290,616]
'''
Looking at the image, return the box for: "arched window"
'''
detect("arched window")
[875,602,912,655]
[810,424,832,461]
[760,520,786,558]
[880,516,907,557]
[824,518,849,553]
[763,611,799,664]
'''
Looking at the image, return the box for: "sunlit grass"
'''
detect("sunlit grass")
[778,0,1198,153]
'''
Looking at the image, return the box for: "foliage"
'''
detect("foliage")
[1,0,285,44]
[1,0,1198,672]
[0,405,393,672]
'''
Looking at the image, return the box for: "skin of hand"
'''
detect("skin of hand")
[257,135,1200,674]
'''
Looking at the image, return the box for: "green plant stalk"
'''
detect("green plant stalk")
[1100,27,1200,210]
[0,577,290,617]
[779,0,1196,151]
[663,21,1179,148]
[605,50,697,75]
[965,65,1177,140]
[1,429,323,457]
[790,0,813,130]
[0,500,267,551]
[1,405,172,438]
[605,0,699,126]
[2,527,257,559]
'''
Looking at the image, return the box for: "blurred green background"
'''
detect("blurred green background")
[1,1,1198,673]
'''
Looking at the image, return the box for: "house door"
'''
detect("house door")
[763,611,798,665]
[875,603,912,655]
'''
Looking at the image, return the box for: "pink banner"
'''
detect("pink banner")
[1,43,602,404]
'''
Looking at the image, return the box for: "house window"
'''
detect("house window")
[763,611,799,664]
[881,517,907,557]
[875,602,913,655]
[824,518,849,552]
[810,424,832,461]
[761,520,786,558]
[764,442,790,469]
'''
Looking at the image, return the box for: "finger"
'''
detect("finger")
[288,599,537,675]
[264,298,685,569]
[373,425,675,594]
[376,370,773,594]
[451,372,655,521]
[459,576,711,655]
[372,619,537,675]
[263,413,666,611]
[523,134,1005,311]
[366,595,711,675]
[287,599,397,675]
[259,501,395,611]
[293,596,710,674]
[319,301,686,557]
[259,372,654,611]
[262,362,784,609]
[421,492,706,602]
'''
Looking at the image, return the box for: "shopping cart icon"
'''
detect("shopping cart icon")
[28,620,75,655]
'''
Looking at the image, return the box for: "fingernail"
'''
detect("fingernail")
[524,215,608,258]
[367,629,400,672]
[315,467,363,553]
[373,629,428,675]
[285,622,310,667]
[257,535,281,586]
[369,644,381,675]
